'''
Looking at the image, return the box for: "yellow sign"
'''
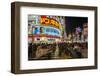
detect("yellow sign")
[40,17,61,29]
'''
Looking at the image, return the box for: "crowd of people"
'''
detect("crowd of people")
[28,42,88,60]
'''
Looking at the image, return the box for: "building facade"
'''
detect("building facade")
[28,15,66,44]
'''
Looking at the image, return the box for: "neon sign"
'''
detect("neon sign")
[40,16,61,29]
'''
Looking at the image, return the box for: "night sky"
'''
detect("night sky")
[65,17,88,34]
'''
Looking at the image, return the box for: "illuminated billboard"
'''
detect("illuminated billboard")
[28,15,66,43]
[32,26,61,37]
[40,16,61,29]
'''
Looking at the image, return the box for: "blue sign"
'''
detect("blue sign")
[32,25,61,37]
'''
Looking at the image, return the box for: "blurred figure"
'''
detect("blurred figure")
[82,23,88,42]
